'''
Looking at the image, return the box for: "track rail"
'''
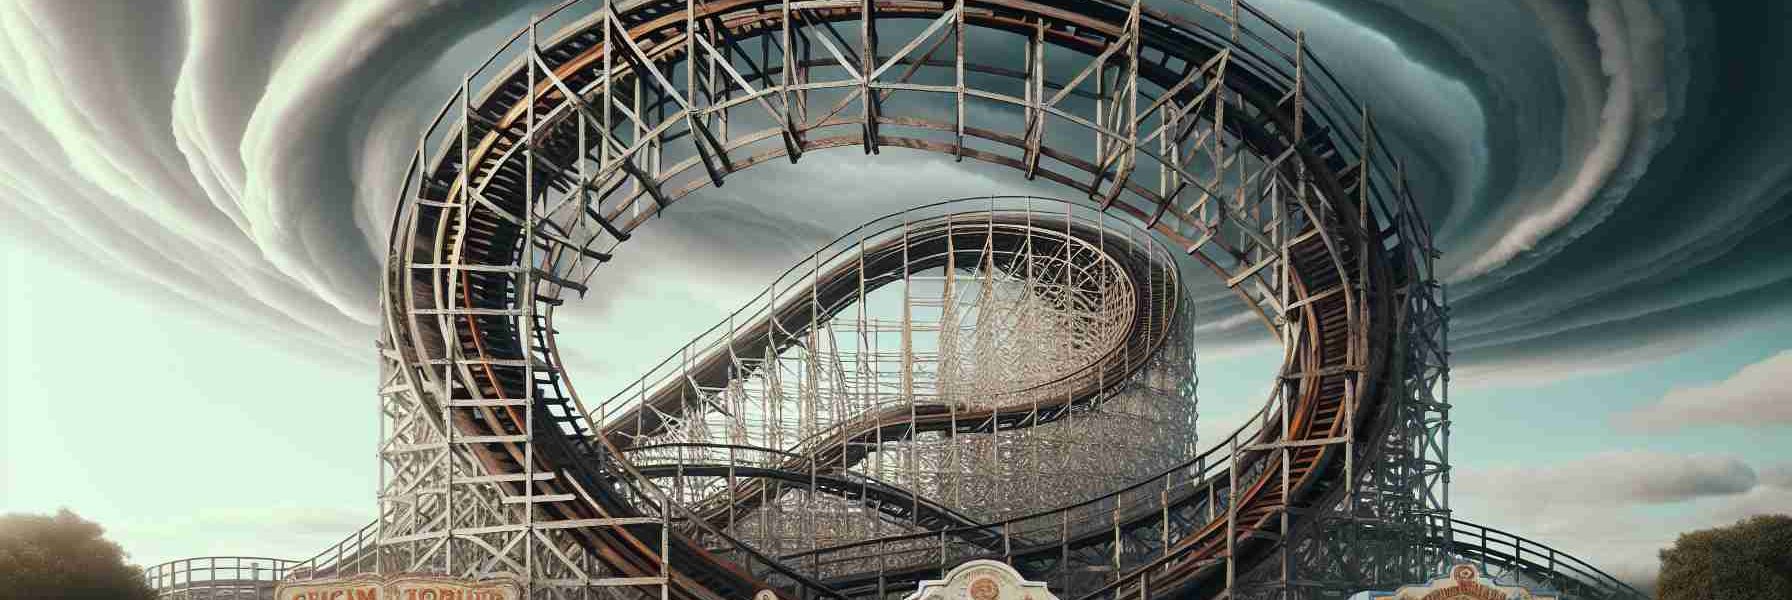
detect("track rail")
[145,517,1649,599]
[127,2,1640,600]
[582,195,1367,599]
[598,210,1176,448]
[1441,520,1648,600]
[376,0,1437,598]
[759,213,1378,596]
[599,202,1189,545]
[143,557,295,600]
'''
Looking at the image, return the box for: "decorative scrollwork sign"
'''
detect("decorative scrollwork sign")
[902,559,1059,600]
[275,574,520,600]
[1357,564,1558,600]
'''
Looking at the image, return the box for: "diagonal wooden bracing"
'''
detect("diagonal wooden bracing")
[370,1,1454,599]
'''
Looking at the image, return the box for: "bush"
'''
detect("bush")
[0,509,157,600]
[1657,514,1792,600]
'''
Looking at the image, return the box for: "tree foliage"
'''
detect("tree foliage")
[0,509,157,600]
[1657,514,1792,600]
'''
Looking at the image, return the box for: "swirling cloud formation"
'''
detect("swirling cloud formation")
[0,0,1787,384]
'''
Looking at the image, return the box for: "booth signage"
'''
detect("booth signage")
[1358,564,1558,600]
[903,559,1060,600]
[275,574,520,600]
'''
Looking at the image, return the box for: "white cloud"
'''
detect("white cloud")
[1453,451,1747,586]
[1455,454,1792,592]
[1618,350,1792,432]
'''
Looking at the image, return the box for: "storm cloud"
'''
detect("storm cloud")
[0,0,1788,379]
[6,1,1792,589]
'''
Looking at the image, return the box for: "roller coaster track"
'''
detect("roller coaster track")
[601,206,1184,540]
[603,196,1370,599]
[371,0,1413,597]
[391,192,1181,599]
[354,0,1622,599]
[147,517,1648,599]
[599,211,1179,451]
[120,2,1655,599]
[624,444,986,533]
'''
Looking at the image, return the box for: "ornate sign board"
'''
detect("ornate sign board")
[1349,564,1559,600]
[902,559,1060,600]
[275,574,520,600]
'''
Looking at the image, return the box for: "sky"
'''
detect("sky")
[0,0,1788,593]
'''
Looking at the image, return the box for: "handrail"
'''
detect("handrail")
[148,0,1562,597]
[143,521,379,596]
[1442,518,1649,599]
[288,520,379,579]
[143,556,301,594]
[364,0,1445,598]
[783,396,1276,561]
[589,195,1167,429]
[147,517,1645,600]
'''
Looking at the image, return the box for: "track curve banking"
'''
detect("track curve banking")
[605,203,1186,531]
[735,195,1382,598]
[603,201,1193,556]
[379,0,1421,598]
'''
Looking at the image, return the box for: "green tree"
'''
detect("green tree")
[1657,514,1792,600]
[0,509,157,600]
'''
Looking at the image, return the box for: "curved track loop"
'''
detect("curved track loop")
[379,0,1426,598]
[625,443,987,534]
[755,210,1378,597]
[599,209,1176,451]
[600,203,1188,548]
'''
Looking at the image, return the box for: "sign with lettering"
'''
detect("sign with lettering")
[1351,564,1558,600]
[275,574,520,600]
[903,559,1059,600]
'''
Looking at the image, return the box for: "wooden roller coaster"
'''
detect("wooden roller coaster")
[349,1,1633,599]
[362,0,1448,598]
[132,2,1655,600]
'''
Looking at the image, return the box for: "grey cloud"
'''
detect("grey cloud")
[1456,451,1758,507]
[0,0,1789,397]
[1295,0,1792,384]
[5,0,1792,587]
[0,0,539,362]
[1760,464,1792,489]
